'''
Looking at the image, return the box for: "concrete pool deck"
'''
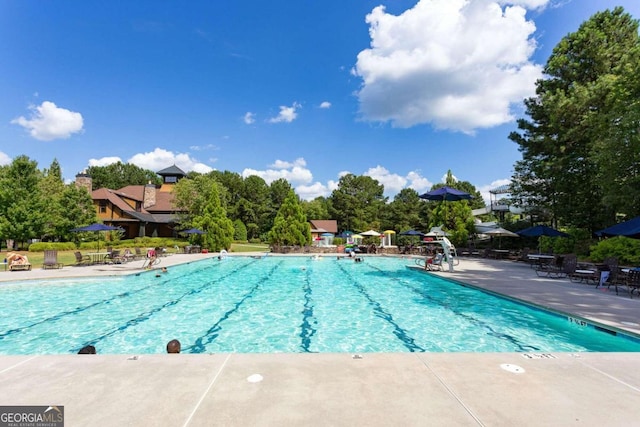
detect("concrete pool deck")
[1,253,640,426]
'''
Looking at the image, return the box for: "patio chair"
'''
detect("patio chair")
[536,254,573,278]
[622,269,640,299]
[43,250,63,269]
[74,251,91,266]
[105,249,124,264]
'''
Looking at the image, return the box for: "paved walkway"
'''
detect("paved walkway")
[1,254,639,426]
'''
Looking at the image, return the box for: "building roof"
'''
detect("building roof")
[309,220,338,234]
[156,165,187,177]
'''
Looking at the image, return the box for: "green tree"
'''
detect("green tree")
[268,189,311,246]
[194,186,235,251]
[58,184,97,242]
[329,174,386,232]
[38,159,65,240]
[86,162,161,190]
[233,219,248,241]
[173,173,234,250]
[0,156,46,247]
[509,7,640,231]
[240,175,271,239]
[301,197,330,220]
[425,171,477,247]
[381,188,428,233]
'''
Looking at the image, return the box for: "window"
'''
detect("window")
[99,201,107,213]
[165,176,177,183]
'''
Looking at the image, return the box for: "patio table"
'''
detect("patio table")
[86,252,109,265]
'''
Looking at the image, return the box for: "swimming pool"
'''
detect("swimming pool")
[1,256,639,354]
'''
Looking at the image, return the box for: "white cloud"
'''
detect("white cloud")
[88,156,122,167]
[11,101,84,141]
[0,151,12,166]
[406,171,432,194]
[189,144,219,151]
[86,148,213,174]
[270,158,306,169]
[296,182,330,200]
[353,0,544,133]
[364,166,435,197]
[268,102,301,123]
[364,166,407,195]
[127,148,213,174]
[242,157,313,185]
[478,178,511,204]
[244,112,256,124]
[319,101,332,109]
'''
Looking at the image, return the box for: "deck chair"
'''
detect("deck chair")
[105,249,123,264]
[74,251,91,266]
[7,252,32,271]
[536,254,573,278]
[43,250,63,269]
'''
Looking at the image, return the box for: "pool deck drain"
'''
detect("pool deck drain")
[1,254,640,425]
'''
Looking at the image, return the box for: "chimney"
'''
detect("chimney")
[75,171,92,193]
[143,182,156,209]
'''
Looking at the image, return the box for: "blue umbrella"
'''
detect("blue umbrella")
[419,186,472,223]
[419,186,472,202]
[595,216,640,239]
[516,225,569,238]
[71,223,122,252]
[399,229,424,236]
[517,225,568,253]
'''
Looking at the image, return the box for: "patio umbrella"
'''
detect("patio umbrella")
[360,229,381,237]
[71,223,122,252]
[419,186,472,202]
[595,216,640,239]
[419,186,472,223]
[516,225,569,238]
[483,227,519,249]
[517,225,568,253]
[399,229,424,236]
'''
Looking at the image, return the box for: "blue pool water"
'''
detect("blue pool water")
[1,256,639,355]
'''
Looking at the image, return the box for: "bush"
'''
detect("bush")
[249,238,262,244]
[589,237,640,265]
[28,242,77,252]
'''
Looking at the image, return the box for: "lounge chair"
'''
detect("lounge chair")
[7,252,32,271]
[74,251,91,266]
[536,254,574,278]
[43,250,63,269]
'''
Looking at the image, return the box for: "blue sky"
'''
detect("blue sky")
[2,0,639,202]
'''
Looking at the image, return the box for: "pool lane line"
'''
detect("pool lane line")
[369,264,540,352]
[185,261,283,353]
[299,265,317,352]
[76,259,260,352]
[336,262,425,352]
[0,273,186,342]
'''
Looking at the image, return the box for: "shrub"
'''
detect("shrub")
[589,237,640,265]
[28,242,77,252]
